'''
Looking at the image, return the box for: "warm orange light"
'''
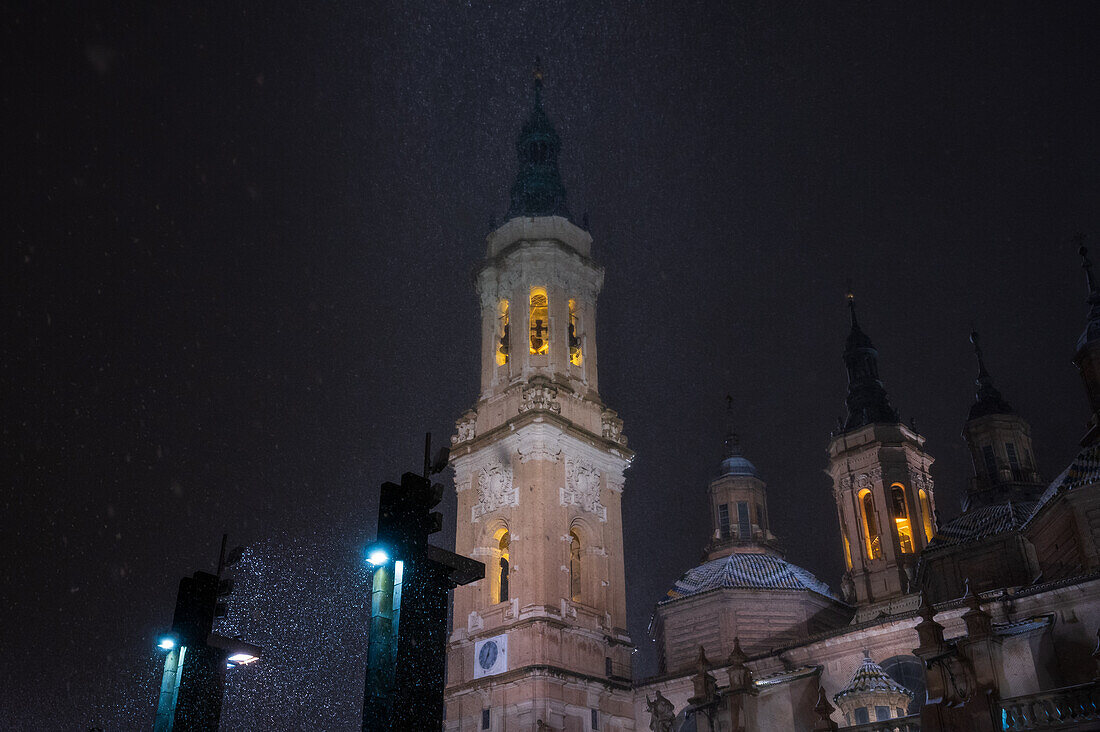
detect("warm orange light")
[891,484,915,554]
[842,532,853,570]
[496,299,510,366]
[919,489,934,542]
[529,287,549,355]
[859,489,882,560]
[568,298,582,366]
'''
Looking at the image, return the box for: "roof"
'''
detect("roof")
[925,502,1035,551]
[719,455,760,478]
[833,656,914,704]
[1030,441,1100,518]
[662,552,838,603]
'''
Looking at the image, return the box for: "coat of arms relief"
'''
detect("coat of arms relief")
[471,458,516,521]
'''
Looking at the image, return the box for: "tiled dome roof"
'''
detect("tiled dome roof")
[926,502,1035,551]
[833,656,914,703]
[662,552,837,602]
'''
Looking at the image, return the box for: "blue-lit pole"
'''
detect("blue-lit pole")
[363,551,402,732]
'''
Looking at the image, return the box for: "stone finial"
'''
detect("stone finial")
[726,637,754,692]
[812,688,840,731]
[915,590,946,652]
[962,579,993,639]
[690,646,718,704]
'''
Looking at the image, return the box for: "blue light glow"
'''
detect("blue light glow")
[157,637,176,650]
[367,548,389,566]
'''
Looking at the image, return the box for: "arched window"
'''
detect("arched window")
[569,529,582,602]
[919,489,934,542]
[890,484,915,554]
[496,299,510,366]
[843,531,853,570]
[494,529,510,604]
[860,489,882,560]
[529,287,549,355]
[568,299,582,365]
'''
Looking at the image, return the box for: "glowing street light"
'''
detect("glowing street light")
[367,546,390,567]
[157,636,177,651]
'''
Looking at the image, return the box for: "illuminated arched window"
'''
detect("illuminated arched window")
[860,489,882,560]
[494,529,510,604]
[529,287,549,355]
[569,529,582,602]
[890,484,915,554]
[842,531,853,570]
[919,489,934,542]
[496,300,510,366]
[568,299,582,365]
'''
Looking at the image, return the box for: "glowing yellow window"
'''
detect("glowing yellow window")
[496,300,510,366]
[860,489,882,560]
[891,484,915,554]
[493,529,510,604]
[842,531,853,570]
[568,299,582,365]
[919,489,934,542]
[529,287,549,355]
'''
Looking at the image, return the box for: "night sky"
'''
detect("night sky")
[7,2,1100,728]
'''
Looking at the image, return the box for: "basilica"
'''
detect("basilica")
[442,71,1100,731]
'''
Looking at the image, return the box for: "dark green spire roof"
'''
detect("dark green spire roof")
[967,331,1014,420]
[507,60,570,220]
[841,292,900,432]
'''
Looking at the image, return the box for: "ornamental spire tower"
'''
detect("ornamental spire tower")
[704,397,780,560]
[445,65,634,731]
[827,292,938,607]
[961,331,1042,509]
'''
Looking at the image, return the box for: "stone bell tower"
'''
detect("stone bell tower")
[444,66,635,732]
[827,294,938,607]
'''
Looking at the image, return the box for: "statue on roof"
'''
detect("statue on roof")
[645,690,675,732]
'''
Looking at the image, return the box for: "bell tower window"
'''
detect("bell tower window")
[919,489,934,542]
[843,531,853,570]
[496,299,510,366]
[568,298,582,365]
[529,287,549,355]
[493,529,510,604]
[718,503,730,539]
[860,489,882,559]
[569,530,582,602]
[890,484,915,554]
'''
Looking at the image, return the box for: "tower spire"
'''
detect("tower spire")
[723,394,742,459]
[840,290,899,432]
[507,59,569,220]
[968,331,1013,420]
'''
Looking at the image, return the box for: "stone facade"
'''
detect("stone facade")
[440,77,1100,732]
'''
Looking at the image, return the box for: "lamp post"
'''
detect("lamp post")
[362,435,485,731]
[153,536,261,731]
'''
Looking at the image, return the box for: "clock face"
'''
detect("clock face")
[478,640,498,670]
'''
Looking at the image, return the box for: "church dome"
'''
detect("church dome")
[662,553,837,602]
[719,454,760,478]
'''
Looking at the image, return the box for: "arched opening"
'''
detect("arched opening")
[496,299,510,366]
[890,484,915,554]
[568,298,582,365]
[919,489,934,542]
[493,528,510,604]
[860,489,882,560]
[843,531,853,570]
[529,287,549,355]
[881,655,926,715]
[569,529,582,602]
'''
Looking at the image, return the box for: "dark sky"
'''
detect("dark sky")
[6,2,1100,728]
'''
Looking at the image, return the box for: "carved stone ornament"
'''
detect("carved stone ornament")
[856,473,872,489]
[519,376,561,414]
[601,408,628,446]
[452,410,477,445]
[471,458,516,521]
[563,457,606,521]
[839,476,854,491]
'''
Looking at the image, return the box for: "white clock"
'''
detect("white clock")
[473,634,508,678]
